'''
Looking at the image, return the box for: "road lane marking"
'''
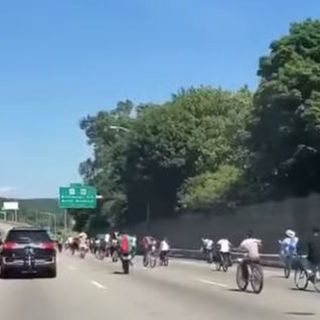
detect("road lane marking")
[178,260,204,266]
[91,280,107,290]
[69,265,76,271]
[198,278,228,288]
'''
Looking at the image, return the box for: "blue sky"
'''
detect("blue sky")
[0,0,318,198]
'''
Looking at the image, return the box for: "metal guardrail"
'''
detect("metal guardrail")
[169,248,284,268]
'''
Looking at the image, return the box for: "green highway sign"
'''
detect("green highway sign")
[59,184,97,209]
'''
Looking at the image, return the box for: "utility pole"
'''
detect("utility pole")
[64,209,68,237]
[146,202,150,232]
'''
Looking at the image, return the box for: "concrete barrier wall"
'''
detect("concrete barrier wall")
[127,194,320,253]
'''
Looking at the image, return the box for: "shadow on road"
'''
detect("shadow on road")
[290,287,314,293]
[285,312,315,317]
[0,273,55,280]
[270,275,286,279]
[112,271,126,275]
[227,288,256,294]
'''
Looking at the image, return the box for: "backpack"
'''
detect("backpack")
[120,235,129,254]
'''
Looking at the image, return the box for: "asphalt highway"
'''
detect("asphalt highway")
[0,249,319,320]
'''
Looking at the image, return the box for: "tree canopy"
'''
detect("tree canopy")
[76,19,320,230]
[250,19,320,197]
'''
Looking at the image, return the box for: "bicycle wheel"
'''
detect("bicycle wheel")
[223,261,229,273]
[250,264,264,294]
[313,269,320,293]
[164,256,169,267]
[284,258,291,279]
[98,249,105,261]
[207,251,213,264]
[236,264,248,291]
[216,263,222,271]
[112,250,118,263]
[150,254,157,269]
[143,254,149,267]
[294,268,309,290]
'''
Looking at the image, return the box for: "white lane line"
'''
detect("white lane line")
[198,278,228,288]
[178,260,202,266]
[91,280,107,290]
[69,265,76,271]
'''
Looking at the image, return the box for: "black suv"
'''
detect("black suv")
[0,227,56,278]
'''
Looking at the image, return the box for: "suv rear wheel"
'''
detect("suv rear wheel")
[0,263,10,279]
[47,263,57,278]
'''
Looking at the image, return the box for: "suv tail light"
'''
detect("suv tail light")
[41,241,54,250]
[3,242,17,250]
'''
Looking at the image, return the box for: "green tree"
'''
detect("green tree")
[251,19,320,196]
[179,165,242,210]
[79,100,135,228]
[126,87,252,214]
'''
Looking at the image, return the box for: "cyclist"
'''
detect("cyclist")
[279,229,298,258]
[110,231,120,258]
[217,238,232,267]
[130,235,137,256]
[201,237,214,262]
[79,232,88,250]
[104,233,111,256]
[56,233,63,252]
[303,226,320,274]
[238,231,262,280]
[142,235,156,255]
[159,237,170,263]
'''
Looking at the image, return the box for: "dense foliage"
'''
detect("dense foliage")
[77,19,320,229]
[250,19,320,197]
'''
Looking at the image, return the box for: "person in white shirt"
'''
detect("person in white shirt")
[79,232,88,250]
[160,238,170,263]
[238,231,262,280]
[217,238,232,266]
[105,233,111,243]
[201,237,215,263]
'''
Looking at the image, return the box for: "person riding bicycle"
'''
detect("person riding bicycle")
[238,231,262,281]
[56,233,63,252]
[201,237,214,261]
[302,226,320,274]
[217,238,232,267]
[130,235,137,256]
[110,231,120,258]
[159,237,170,263]
[201,237,214,252]
[142,235,157,255]
[104,233,111,256]
[279,229,298,259]
[79,232,89,251]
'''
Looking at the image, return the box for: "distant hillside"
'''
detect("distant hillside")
[1,198,61,214]
[19,198,61,213]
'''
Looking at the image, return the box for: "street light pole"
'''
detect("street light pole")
[64,209,68,237]
[146,202,150,232]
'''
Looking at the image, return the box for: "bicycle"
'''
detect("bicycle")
[143,247,158,268]
[159,251,169,267]
[283,255,294,279]
[201,248,213,264]
[236,259,264,294]
[96,247,106,261]
[216,252,231,272]
[111,248,119,263]
[294,259,320,292]
[79,246,88,259]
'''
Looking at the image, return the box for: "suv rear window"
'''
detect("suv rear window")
[6,230,51,244]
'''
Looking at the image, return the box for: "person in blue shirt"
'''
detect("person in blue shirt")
[279,229,299,261]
